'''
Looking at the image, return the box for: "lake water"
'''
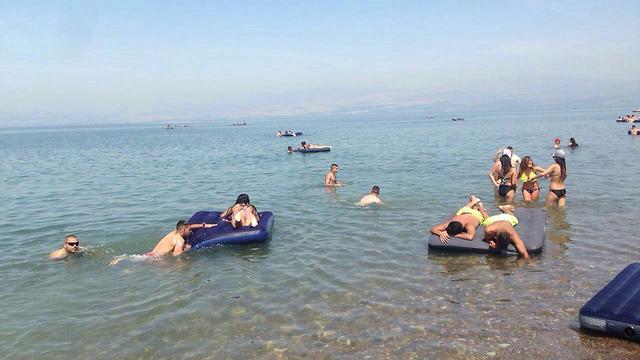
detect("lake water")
[2,109,639,359]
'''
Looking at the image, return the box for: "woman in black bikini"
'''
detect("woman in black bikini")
[538,150,568,207]
[489,154,517,203]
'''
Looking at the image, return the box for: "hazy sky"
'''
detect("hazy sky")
[1,1,639,126]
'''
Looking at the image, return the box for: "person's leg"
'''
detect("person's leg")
[505,189,515,203]
[545,190,557,207]
[530,188,540,201]
[557,194,566,207]
[522,189,532,202]
[464,195,481,209]
[498,204,516,215]
[474,201,490,220]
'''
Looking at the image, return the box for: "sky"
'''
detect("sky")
[1,0,639,126]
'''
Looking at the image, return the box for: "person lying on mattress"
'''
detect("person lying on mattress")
[148,220,215,257]
[221,193,261,229]
[430,195,489,243]
[482,205,530,259]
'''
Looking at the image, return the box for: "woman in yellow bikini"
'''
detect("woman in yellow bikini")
[518,156,545,202]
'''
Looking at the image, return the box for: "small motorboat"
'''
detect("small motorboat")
[451,117,465,121]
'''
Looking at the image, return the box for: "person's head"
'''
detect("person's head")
[287,146,293,152]
[520,155,534,169]
[371,185,380,195]
[63,234,80,253]
[331,163,339,173]
[176,220,192,238]
[553,150,567,180]
[633,125,637,129]
[235,193,251,205]
[500,154,511,176]
[301,141,306,147]
[554,137,561,144]
[445,221,465,236]
[495,233,511,251]
[506,146,513,152]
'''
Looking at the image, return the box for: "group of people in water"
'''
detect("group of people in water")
[50,194,262,261]
[488,144,569,207]
[429,139,575,259]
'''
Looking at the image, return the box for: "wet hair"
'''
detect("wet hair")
[569,138,578,147]
[287,146,293,151]
[500,154,512,178]
[496,233,510,251]
[176,220,189,231]
[554,156,567,180]
[301,141,307,146]
[331,163,338,169]
[372,185,380,194]
[235,193,250,205]
[445,221,465,236]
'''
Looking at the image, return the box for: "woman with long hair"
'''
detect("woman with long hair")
[489,154,517,203]
[518,156,545,202]
[220,194,261,228]
[538,150,568,207]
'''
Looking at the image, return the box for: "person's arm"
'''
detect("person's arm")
[488,163,499,187]
[189,223,216,229]
[455,225,476,241]
[173,237,186,256]
[508,228,530,259]
[49,249,67,260]
[430,222,450,243]
[535,164,555,179]
[510,169,517,188]
[220,206,233,219]
[252,207,260,222]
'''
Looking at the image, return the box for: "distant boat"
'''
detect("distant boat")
[633,108,640,112]
[165,124,175,129]
[451,117,465,121]
[425,114,434,118]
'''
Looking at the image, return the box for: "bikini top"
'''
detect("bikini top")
[519,170,537,183]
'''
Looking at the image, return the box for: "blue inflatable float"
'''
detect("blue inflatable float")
[187,211,274,250]
[579,263,640,342]
[296,146,331,153]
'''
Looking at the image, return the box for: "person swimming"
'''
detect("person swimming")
[220,194,261,228]
[481,204,530,259]
[568,138,579,148]
[554,137,561,149]
[357,185,383,206]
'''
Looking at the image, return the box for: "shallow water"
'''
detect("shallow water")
[2,110,640,359]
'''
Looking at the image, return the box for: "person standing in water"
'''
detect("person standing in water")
[324,163,344,187]
[537,150,568,207]
[489,154,517,202]
[518,156,545,202]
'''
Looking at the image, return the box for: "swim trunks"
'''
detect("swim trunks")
[456,207,484,223]
[482,214,519,227]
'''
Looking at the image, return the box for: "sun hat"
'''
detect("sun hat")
[553,149,565,159]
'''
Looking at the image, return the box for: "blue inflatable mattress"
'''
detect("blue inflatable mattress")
[428,208,545,255]
[579,263,640,342]
[296,146,331,153]
[186,211,274,250]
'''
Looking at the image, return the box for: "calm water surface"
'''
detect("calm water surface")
[2,110,640,359]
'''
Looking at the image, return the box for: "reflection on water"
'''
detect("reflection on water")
[2,111,640,358]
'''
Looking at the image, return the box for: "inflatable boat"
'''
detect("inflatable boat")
[187,211,274,249]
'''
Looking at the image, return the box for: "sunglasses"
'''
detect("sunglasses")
[66,242,79,247]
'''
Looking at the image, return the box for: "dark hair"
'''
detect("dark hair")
[500,154,512,178]
[65,234,78,240]
[331,163,338,168]
[569,138,578,147]
[235,193,250,205]
[372,185,380,194]
[496,233,510,250]
[554,157,567,180]
[301,141,306,146]
[506,146,513,151]
[176,220,189,230]
[445,221,465,236]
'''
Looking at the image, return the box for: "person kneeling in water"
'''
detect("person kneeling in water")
[357,185,383,206]
[430,195,489,243]
[221,194,261,229]
[148,220,215,257]
[482,205,530,259]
